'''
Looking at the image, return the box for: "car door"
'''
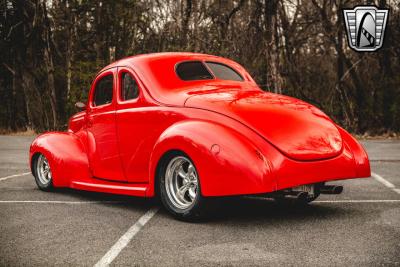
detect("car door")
[115,67,159,183]
[86,68,126,181]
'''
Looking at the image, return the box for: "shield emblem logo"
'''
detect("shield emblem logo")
[343,6,389,52]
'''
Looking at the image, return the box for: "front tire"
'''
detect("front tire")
[32,153,54,191]
[158,152,209,221]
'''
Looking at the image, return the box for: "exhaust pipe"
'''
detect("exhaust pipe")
[320,185,343,195]
[283,191,309,200]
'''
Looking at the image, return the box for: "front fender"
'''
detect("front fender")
[148,120,274,197]
[29,132,90,187]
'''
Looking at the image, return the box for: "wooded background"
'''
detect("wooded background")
[1,0,399,134]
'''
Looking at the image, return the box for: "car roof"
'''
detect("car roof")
[98,52,257,106]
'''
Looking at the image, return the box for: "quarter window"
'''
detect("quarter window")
[121,72,139,101]
[93,74,113,106]
[205,62,243,81]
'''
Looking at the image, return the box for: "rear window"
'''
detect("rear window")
[205,62,243,81]
[176,61,213,81]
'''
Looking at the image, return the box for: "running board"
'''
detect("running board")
[70,180,148,197]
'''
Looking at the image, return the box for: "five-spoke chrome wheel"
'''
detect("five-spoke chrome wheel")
[36,154,52,186]
[164,156,199,210]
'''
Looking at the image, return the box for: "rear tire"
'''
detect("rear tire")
[32,153,54,191]
[158,151,209,221]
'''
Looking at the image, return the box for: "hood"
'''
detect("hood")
[185,89,343,161]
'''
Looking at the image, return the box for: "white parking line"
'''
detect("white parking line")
[372,172,400,195]
[0,200,122,204]
[314,199,400,203]
[0,172,31,182]
[94,207,159,267]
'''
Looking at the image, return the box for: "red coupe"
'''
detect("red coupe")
[30,53,370,220]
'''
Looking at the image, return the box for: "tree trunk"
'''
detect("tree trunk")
[264,0,283,94]
[65,0,76,100]
[378,0,394,129]
[94,1,104,67]
[181,0,192,49]
[42,1,58,129]
[336,0,350,128]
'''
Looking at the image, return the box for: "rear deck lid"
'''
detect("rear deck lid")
[185,89,343,161]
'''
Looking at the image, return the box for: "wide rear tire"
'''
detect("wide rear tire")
[158,151,210,221]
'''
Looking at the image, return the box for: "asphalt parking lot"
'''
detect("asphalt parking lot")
[0,136,399,266]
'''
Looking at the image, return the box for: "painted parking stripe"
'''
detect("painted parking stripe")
[314,199,400,203]
[372,172,400,195]
[0,200,123,204]
[0,172,31,182]
[94,207,159,267]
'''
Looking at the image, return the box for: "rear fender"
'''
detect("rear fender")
[148,120,274,197]
[29,132,90,187]
[337,127,370,177]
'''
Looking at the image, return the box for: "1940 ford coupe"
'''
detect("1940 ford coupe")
[30,53,370,220]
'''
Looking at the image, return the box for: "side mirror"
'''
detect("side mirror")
[75,102,86,111]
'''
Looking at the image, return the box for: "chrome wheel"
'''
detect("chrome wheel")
[36,154,52,185]
[165,156,198,210]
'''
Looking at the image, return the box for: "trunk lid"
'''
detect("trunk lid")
[185,89,342,161]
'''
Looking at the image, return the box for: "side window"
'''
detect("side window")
[121,72,139,101]
[93,74,113,106]
[205,62,244,81]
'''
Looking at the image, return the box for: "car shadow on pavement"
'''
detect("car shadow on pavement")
[49,188,351,223]
[49,188,154,211]
[202,197,351,223]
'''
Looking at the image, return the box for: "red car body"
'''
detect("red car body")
[29,52,370,198]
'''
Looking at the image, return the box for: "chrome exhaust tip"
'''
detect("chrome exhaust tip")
[320,185,343,194]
